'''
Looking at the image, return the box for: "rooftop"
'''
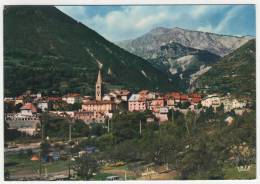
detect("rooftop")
[83,100,115,105]
[63,93,81,98]
[20,103,38,113]
[129,94,144,102]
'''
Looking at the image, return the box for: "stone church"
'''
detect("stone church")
[79,70,117,123]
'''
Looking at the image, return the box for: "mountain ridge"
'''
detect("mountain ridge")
[117,26,253,57]
[120,26,254,45]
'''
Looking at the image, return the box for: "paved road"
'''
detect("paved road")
[5,142,41,155]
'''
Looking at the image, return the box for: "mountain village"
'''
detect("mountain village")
[4,69,252,137]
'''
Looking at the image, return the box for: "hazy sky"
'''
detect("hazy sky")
[57,5,256,42]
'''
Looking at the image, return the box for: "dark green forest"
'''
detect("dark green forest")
[195,39,256,99]
[4,6,179,97]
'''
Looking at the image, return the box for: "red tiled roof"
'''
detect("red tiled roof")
[165,92,181,99]
[20,103,37,113]
[139,95,147,101]
[192,97,201,103]
[180,95,188,101]
[64,93,81,98]
[48,97,62,101]
[189,93,201,98]
[138,90,149,95]
[171,92,181,100]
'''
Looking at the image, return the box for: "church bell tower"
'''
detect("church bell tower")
[95,70,102,101]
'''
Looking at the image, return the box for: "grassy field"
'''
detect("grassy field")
[5,154,69,178]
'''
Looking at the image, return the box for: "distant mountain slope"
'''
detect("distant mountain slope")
[148,42,220,74]
[116,27,252,91]
[194,39,256,98]
[117,27,252,57]
[4,6,178,97]
[144,41,220,91]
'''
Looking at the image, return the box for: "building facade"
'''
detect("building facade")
[128,94,147,112]
[80,69,117,123]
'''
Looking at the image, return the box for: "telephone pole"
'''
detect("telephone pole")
[111,119,113,131]
[69,123,72,142]
[171,109,174,123]
[107,119,110,133]
[39,114,44,179]
[68,149,71,179]
[139,120,142,134]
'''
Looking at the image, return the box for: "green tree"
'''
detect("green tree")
[26,149,33,158]
[15,103,23,113]
[4,120,22,141]
[178,134,224,179]
[72,120,90,137]
[41,141,50,156]
[4,102,15,113]
[197,102,202,109]
[4,169,10,180]
[90,123,106,137]
[73,155,99,180]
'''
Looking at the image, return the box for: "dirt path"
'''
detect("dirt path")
[137,170,179,180]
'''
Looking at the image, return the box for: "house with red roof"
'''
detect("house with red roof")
[191,97,201,105]
[110,89,131,101]
[166,92,181,102]
[180,94,189,102]
[20,103,38,116]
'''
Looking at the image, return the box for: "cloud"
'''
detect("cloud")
[197,25,214,33]
[57,6,86,20]
[57,5,255,41]
[190,6,210,18]
[215,6,242,33]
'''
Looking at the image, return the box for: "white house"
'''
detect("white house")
[62,93,82,104]
[225,116,234,126]
[37,101,48,112]
[201,94,221,108]
[220,96,247,112]
[103,94,113,101]
[232,99,247,109]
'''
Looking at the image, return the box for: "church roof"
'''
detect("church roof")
[96,70,102,83]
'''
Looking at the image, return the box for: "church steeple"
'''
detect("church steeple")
[95,69,102,101]
[96,70,102,84]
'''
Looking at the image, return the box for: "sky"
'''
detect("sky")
[57,5,256,42]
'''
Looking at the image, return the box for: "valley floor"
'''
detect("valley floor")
[5,153,256,181]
